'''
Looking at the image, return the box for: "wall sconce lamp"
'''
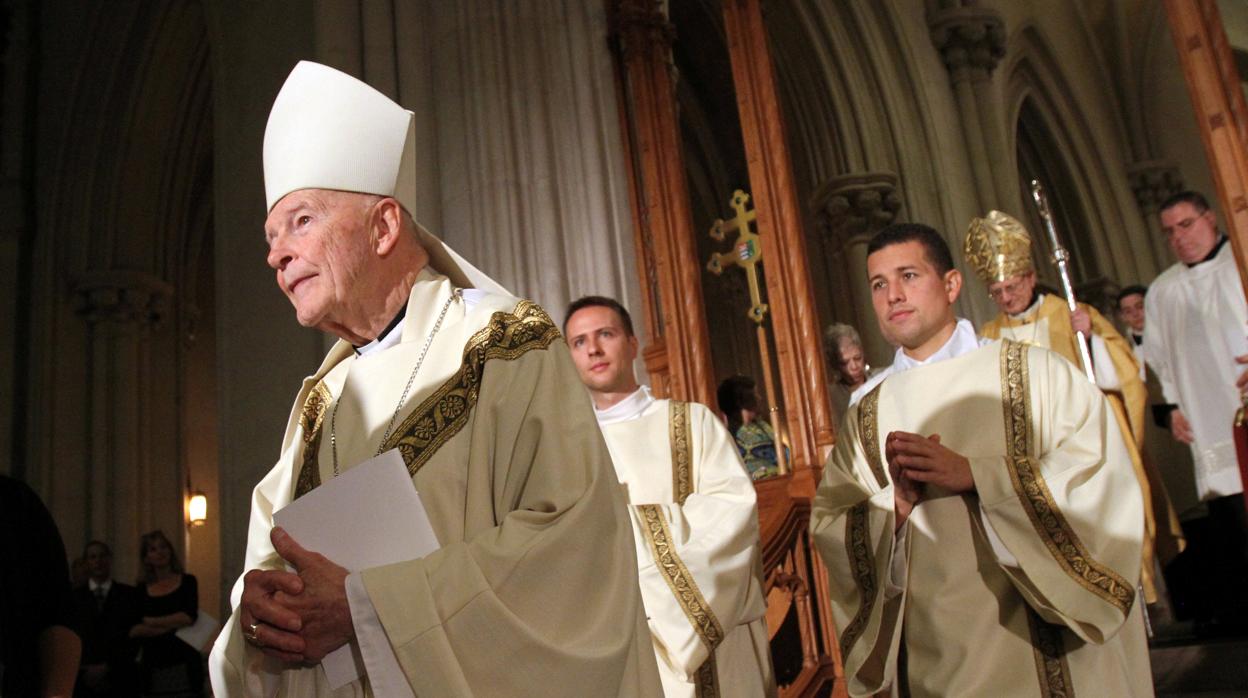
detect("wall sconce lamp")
[187,490,208,527]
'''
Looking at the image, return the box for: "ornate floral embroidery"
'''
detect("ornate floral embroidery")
[839,501,876,660]
[858,386,887,488]
[694,654,719,698]
[669,401,693,504]
[999,340,1134,616]
[1026,607,1074,698]
[293,381,331,499]
[636,504,726,651]
[380,300,561,475]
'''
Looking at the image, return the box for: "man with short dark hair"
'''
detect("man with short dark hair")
[811,223,1151,696]
[73,540,141,697]
[1144,190,1248,629]
[563,296,775,697]
[209,61,659,697]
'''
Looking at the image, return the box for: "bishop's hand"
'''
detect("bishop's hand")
[888,431,975,495]
[1070,307,1092,336]
[270,527,355,663]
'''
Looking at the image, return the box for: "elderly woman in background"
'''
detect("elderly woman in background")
[824,323,872,423]
[129,530,202,697]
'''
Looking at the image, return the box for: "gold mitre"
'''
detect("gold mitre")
[964,210,1034,284]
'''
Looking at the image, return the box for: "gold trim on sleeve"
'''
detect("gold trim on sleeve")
[858,386,888,488]
[293,381,332,499]
[636,503,726,651]
[838,501,877,660]
[1000,340,1135,615]
[669,400,693,504]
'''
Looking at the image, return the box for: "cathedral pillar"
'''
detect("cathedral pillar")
[1127,160,1184,277]
[928,6,1010,213]
[813,172,902,366]
[609,0,715,406]
[74,270,179,579]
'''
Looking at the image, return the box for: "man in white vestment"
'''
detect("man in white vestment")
[1117,285,1148,380]
[1144,190,1248,629]
[811,223,1152,697]
[564,296,776,698]
[209,61,660,697]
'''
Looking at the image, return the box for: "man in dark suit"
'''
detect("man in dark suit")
[74,540,140,697]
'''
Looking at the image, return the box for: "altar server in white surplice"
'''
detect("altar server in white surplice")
[209,62,660,697]
[564,296,776,698]
[811,224,1152,697]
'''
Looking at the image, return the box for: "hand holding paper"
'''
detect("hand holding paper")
[270,527,355,662]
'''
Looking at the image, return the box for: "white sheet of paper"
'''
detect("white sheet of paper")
[175,611,220,653]
[273,449,440,689]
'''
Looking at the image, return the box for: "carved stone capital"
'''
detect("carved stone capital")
[928,7,1006,80]
[73,270,174,329]
[610,0,675,61]
[1126,160,1184,212]
[811,172,902,246]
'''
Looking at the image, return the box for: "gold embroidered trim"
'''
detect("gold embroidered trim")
[1000,340,1134,615]
[839,501,876,659]
[669,401,693,504]
[694,654,719,698]
[1026,607,1074,698]
[636,503,726,651]
[858,385,887,488]
[293,381,331,499]
[378,300,561,476]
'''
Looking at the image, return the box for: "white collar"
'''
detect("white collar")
[594,385,654,426]
[891,318,982,371]
[88,578,112,593]
[355,312,406,357]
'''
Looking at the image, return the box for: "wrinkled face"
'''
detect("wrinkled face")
[265,189,376,331]
[868,240,960,357]
[84,544,112,581]
[144,537,171,569]
[987,271,1037,316]
[1118,292,1145,334]
[565,305,639,396]
[837,339,866,386]
[1160,202,1219,265]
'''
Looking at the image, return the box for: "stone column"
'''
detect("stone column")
[74,270,177,582]
[813,172,902,366]
[929,6,1009,213]
[1127,160,1184,275]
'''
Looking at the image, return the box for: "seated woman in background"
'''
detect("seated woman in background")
[717,375,780,480]
[129,530,202,697]
[824,323,873,424]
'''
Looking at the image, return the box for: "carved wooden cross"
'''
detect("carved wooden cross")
[706,189,768,324]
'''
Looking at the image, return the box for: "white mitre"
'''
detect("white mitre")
[264,60,507,295]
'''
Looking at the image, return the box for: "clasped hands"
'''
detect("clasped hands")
[240,527,355,664]
[886,431,974,530]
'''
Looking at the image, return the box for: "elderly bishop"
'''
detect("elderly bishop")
[564,296,776,697]
[209,62,660,697]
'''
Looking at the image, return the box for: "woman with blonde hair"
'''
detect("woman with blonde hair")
[129,530,201,696]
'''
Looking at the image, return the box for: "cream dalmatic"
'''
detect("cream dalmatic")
[597,387,776,698]
[811,340,1152,697]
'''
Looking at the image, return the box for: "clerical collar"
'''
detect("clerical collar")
[594,385,654,426]
[1131,332,1143,346]
[892,318,982,371]
[1187,235,1228,268]
[354,304,408,357]
[88,578,112,594]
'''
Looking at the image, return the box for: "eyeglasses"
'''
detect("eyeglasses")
[989,279,1028,301]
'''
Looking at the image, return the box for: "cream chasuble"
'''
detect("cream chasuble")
[981,294,1183,600]
[1143,241,1248,501]
[596,388,775,698]
[210,270,661,697]
[811,340,1152,698]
